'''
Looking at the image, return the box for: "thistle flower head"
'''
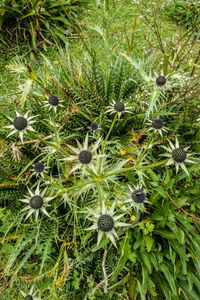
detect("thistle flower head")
[114,101,125,112]
[106,100,132,118]
[78,150,92,164]
[132,189,146,203]
[156,75,167,86]
[31,161,48,178]
[123,184,149,212]
[85,201,129,247]
[34,161,45,173]
[172,148,187,162]
[146,116,167,136]
[63,133,104,175]
[90,122,98,130]
[30,196,44,209]
[5,111,37,142]
[13,116,28,131]
[48,95,59,106]
[97,214,114,232]
[151,118,164,129]
[44,95,64,113]
[161,138,195,176]
[20,184,54,221]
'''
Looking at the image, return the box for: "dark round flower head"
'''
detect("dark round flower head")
[156,76,167,86]
[132,189,146,203]
[151,118,164,129]
[78,150,92,164]
[98,214,114,232]
[48,95,59,106]
[114,101,125,112]
[172,148,187,163]
[34,162,45,173]
[30,195,44,209]
[13,116,28,131]
[90,122,98,131]
[24,295,33,300]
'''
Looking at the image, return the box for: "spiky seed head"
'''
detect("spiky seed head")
[13,117,28,131]
[90,122,98,130]
[30,195,44,209]
[48,95,59,106]
[172,148,187,162]
[34,162,45,173]
[151,118,164,129]
[132,189,146,203]
[156,76,167,86]
[114,101,125,112]
[78,150,92,164]
[24,295,33,300]
[97,214,114,232]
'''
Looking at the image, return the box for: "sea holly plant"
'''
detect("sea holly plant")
[85,201,130,247]
[4,111,37,142]
[1,13,200,300]
[20,184,54,221]
[161,138,196,176]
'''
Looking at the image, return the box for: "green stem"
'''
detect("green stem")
[98,113,118,174]
[136,132,154,165]
[104,113,118,146]
[97,181,103,205]
[101,159,169,179]
[29,131,69,157]
[105,0,109,13]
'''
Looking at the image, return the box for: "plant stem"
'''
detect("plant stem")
[98,113,118,174]
[105,0,109,13]
[104,113,118,146]
[29,131,69,157]
[97,180,103,205]
[136,132,154,165]
[101,159,169,179]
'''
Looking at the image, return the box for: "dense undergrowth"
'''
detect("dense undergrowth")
[0,0,200,299]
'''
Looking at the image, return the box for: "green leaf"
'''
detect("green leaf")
[141,263,148,294]
[155,186,168,199]
[149,253,158,271]
[108,273,130,290]
[141,252,151,272]
[146,236,154,252]
[159,263,177,295]
[111,232,130,281]
[154,229,176,239]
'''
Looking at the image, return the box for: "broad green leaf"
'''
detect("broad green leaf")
[154,229,176,239]
[146,236,154,252]
[149,253,158,271]
[141,252,151,272]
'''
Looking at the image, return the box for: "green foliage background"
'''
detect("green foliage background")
[0,0,199,299]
